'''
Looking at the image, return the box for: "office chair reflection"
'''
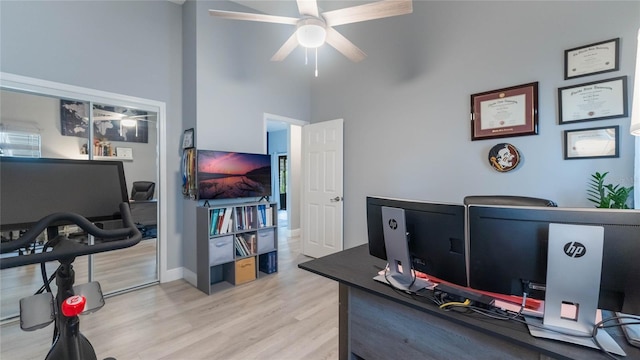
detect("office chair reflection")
[130,181,155,201]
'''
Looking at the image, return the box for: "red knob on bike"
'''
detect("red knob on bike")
[61,295,86,317]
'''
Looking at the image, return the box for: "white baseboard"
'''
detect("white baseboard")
[289,228,301,238]
[161,267,184,283]
[182,268,197,287]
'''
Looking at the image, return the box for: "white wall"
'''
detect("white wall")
[309,1,640,249]
[0,0,183,270]
[179,0,311,275]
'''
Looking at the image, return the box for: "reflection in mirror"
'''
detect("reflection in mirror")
[0,88,159,320]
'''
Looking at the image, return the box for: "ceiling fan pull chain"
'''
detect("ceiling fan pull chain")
[315,48,319,77]
[305,47,308,65]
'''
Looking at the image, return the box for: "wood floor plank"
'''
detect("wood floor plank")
[0,225,339,359]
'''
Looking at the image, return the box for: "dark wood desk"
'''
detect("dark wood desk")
[299,244,639,360]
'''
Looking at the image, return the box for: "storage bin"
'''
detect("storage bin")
[257,228,275,254]
[234,257,256,284]
[209,236,234,266]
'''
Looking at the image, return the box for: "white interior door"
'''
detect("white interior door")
[302,119,344,258]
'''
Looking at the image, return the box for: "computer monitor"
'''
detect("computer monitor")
[467,205,640,315]
[0,157,129,232]
[366,196,467,287]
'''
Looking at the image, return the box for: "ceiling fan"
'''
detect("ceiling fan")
[209,0,413,75]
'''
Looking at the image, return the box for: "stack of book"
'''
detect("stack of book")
[209,207,233,236]
[235,234,256,257]
[259,251,277,274]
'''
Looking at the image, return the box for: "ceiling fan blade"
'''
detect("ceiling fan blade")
[322,0,413,27]
[271,32,299,61]
[296,0,319,18]
[208,9,298,25]
[325,27,366,63]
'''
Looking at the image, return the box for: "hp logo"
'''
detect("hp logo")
[563,241,586,258]
[388,219,398,230]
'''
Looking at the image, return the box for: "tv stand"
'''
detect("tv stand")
[195,201,278,295]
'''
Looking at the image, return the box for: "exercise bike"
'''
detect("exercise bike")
[0,203,142,360]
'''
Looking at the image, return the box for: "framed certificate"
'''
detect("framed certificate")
[558,76,628,124]
[564,38,619,80]
[564,125,619,160]
[470,82,538,141]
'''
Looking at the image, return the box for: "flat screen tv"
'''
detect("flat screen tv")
[197,150,272,200]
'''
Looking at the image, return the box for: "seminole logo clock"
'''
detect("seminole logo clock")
[488,143,521,172]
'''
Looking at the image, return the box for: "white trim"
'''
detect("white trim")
[164,267,185,283]
[0,72,169,284]
[182,268,197,287]
[289,228,301,238]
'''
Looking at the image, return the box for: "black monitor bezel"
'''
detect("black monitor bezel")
[0,156,129,231]
[366,196,467,287]
[467,204,640,314]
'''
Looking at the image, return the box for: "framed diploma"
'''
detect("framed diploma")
[558,76,627,124]
[564,125,619,160]
[470,82,538,141]
[564,38,619,80]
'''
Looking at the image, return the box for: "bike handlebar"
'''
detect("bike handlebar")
[0,203,142,269]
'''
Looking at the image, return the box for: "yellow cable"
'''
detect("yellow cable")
[439,299,471,309]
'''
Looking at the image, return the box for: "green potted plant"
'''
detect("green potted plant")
[587,171,634,209]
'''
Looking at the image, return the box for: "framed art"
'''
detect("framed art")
[182,128,195,149]
[564,38,619,80]
[470,82,538,141]
[564,125,619,160]
[558,76,627,124]
[60,100,149,143]
[115,147,133,159]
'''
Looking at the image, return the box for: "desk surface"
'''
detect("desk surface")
[298,244,639,360]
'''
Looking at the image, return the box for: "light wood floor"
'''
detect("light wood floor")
[1,239,158,319]
[0,221,339,359]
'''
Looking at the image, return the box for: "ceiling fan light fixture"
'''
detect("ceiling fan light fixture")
[121,119,137,127]
[296,18,326,48]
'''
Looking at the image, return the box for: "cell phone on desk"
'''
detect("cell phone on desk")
[616,312,640,348]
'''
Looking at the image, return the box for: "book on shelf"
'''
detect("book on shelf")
[220,207,233,234]
[265,207,273,227]
[235,236,248,257]
[235,207,246,230]
[210,209,220,236]
[247,234,256,254]
[258,204,267,227]
[259,251,277,274]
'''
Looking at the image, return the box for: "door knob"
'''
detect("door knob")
[330,196,343,202]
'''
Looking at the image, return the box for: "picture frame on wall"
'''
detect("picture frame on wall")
[470,82,538,141]
[183,128,195,149]
[564,125,619,160]
[564,38,619,80]
[558,76,628,124]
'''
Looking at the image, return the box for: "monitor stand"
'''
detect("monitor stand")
[525,223,625,356]
[373,206,433,292]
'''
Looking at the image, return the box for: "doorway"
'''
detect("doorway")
[279,155,288,210]
[0,74,165,320]
[265,113,307,238]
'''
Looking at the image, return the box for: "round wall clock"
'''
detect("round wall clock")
[488,143,520,172]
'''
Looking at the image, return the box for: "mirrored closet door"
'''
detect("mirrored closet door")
[0,85,160,320]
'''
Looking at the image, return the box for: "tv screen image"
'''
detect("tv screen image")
[197,150,272,200]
